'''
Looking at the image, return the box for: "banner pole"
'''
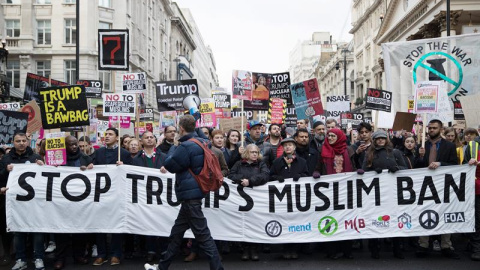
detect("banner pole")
[135,94,140,140]
[112,71,121,162]
[422,113,426,148]
[241,99,244,146]
[374,110,379,132]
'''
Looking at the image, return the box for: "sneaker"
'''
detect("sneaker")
[144,263,159,270]
[11,259,27,270]
[432,240,441,252]
[110,256,120,266]
[442,248,460,259]
[45,241,56,253]
[92,258,108,266]
[91,245,98,258]
[34,259,45,270]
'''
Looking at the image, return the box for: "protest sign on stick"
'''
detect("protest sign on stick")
[77,80,103,99]
[290,78,324,121]
[414,81,441,148]
[267,98,286,124]
[122,72,147,93]
[45,133,66,166]
[98,30,129,71]
[0,110,28,145]
[155,79,199,111]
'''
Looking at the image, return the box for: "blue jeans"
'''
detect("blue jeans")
[159,200,223,270]
[95,233,123,259]
[14,233,44,260]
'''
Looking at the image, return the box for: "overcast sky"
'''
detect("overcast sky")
[175,0,353,90]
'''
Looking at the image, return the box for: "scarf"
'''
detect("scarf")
[321,129,352,174]
[428,136,442,164]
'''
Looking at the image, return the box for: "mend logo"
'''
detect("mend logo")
[345,217,365,233]
[288,223,312,233]
[372,215,390,228]
[444,212,465,223]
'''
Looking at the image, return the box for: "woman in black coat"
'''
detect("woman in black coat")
[228,144,269,261]
[402,135,418,169]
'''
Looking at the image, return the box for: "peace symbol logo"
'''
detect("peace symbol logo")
[413,52,463,96]
[419,210,439,230]
[318,216,338,236]
[265,220,282,237]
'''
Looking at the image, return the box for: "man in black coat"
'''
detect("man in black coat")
[294,128,321,178]
[415,119,459,259]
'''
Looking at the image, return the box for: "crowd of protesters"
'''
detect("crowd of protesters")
[0,117,480,270]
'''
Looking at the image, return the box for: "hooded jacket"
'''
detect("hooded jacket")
[0,147,42,187]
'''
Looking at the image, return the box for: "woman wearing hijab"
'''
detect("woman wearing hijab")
[321,128,354,259]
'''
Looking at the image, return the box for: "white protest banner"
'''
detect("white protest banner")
[326,95,350,121]
[102,93,136,117]
[382,34,480,112]
[0,103,21,111]
[7,164,475,243]
[122,72,147,93]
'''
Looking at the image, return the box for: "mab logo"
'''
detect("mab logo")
[345,217,365,233]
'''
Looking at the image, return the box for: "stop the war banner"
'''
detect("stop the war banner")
[290,78,324,120]
[39,85,90,130]
[6,164,475,242]
[155,79,199,111]
[0,110,28,145]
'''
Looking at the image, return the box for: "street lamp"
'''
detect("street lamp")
[341,49,349,96]
[0,39,9,99]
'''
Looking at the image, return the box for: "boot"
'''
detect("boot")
[184,252,197,262]
[250,246,259,261]
[241,246,250,261]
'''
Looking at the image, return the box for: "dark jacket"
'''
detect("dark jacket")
[415,138,458,168]
[222,146,241,169]
[65,150,93,167]
[295,145,321,176]
[94,145,133,165]
[350,141,371,169]
[0,147,42,187]
[362,147,407,171]
[157,139,174,155]
[270,155,309,180]
[211,146,229,177]
[164,132,206,201]
[132,149,167,169]
[228,160,270,187]
[402,149,417,169]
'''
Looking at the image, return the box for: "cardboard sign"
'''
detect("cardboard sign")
[340,113,363,129]
[103,93,136,117]
[18,101,42,133]
[219,117,247,133]
[326,95,350,121]
[365,88,392,112]
[0,103,21,111]
[392,112,417,131]
[232,70,253,100]
[267,98,286,124]
[109,116,131,128]
[290,78,324,120]
[459,93,480,129]
[212,93,231,109]
[45,133,66,166]
[155,79,199,111]
[39,85,90,130]
[23,73,68,103]
[77,80,103,99]
[122,72,147,93]
[98,29,129,70]
[414,81,439,113]
[0,110,29,144]
[159,111,177,128]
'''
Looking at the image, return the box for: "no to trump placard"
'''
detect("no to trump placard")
[103,93,136,117]
[39,85,90,130]
[6,164,475,243]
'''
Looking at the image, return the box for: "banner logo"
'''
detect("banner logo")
[345,217,365,233]
[287,222,312,233]
[419,210,439,230]
[398,213,412,229]
[265,220,282,237]
[372,215,390,228]
[318,216,338,236]
[444,212,465,223]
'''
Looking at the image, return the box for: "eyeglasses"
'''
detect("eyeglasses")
[249,151,259,154]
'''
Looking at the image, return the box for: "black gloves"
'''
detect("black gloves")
[293,174,301,182]
[357,169,365,175]
[388,166,399,173]
[312,171,321,179]
[272,175,285,183]
[231,179,242,185]
[375,168,383,174]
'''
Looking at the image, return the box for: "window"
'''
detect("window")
[64,60,76,84]
[99,0,110,8]
[99,71,111,92]
[36,0,51,3]
[37,61,51,77]
[65,19,76,44]
[6,60,20,88]
[37,20,51,45]
[6,20,20,37]
[98,21,111,30]
[64,0,76,3]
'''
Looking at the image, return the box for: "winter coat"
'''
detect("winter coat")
[228,160,270,187]
[65,150,93,167]
[270,155,309,180]
[295,145,321,176]
[0,147,42,187]
[222,146,241,169]
[402,149,417,169]
[362,147,407,171]
[157,139,174,155]
[415,138,458,168]
[132,149,167,169]
[164,132,206,201]
[211,146,229,177]
[93,146,133,165]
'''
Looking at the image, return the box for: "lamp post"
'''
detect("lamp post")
[336,49,349,96]
[0,39,9,99]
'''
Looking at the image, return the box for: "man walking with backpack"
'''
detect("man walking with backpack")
[150,115,224,270]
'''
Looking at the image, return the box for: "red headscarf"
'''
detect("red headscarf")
[322,128,347,159]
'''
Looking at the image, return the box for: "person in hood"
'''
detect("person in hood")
[0,133,45,270]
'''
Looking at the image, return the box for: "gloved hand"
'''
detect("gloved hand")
[357,169,365,175]
[231,179,242,185]
[312,171,321,179]
[388,166,399,173]
[293,174,301,182]
[272,175,285,183]
[375,168,383,174]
